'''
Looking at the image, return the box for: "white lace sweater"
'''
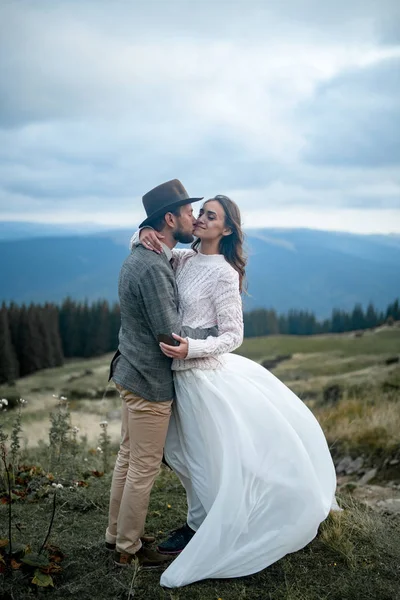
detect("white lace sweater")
[171,249,244,371]
[130,233,244,371]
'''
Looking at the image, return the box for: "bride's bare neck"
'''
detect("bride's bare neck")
[198,239,221,255]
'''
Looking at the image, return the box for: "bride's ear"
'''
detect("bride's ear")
[222,227,233,237]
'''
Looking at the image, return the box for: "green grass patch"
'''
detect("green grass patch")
[273,353,389,380]
[236,327,400,362]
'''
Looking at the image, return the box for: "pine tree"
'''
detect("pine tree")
[108,303,121,352]
[386,299,400,322]
[79,301,91,357]
[265,310,279,335]
[84,300,110,357]
[351,304,366,331]
[278,314,289,334]
[0,305,18,384]
[251,309,269,337]
[59,298,80,357]
[36,305,55,368]
[365,303,378,329]
[46,304,64,366]
[17,305,42,377]
[7,301,20,351]
[331,309,351,333]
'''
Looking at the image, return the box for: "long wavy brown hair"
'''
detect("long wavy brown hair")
[191,195,247,292]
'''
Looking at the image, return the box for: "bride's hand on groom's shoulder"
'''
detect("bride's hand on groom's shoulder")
[139,227,164,254]
[159,334,188,359]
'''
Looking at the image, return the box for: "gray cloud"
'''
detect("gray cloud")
[302,56,400,167]
[0,0,399,230]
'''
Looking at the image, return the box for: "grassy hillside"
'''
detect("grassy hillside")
[1,326,400,599]
[237,325,400,458]
[237,326,400,361]
[0,325,399,453]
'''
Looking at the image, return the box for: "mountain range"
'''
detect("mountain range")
[1,222,399,317]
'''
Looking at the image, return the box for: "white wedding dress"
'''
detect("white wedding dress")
[154,248,339,588]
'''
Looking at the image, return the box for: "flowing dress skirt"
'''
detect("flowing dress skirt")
[161,353,338,588]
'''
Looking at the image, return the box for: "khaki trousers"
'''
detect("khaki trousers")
[106,384,172,554]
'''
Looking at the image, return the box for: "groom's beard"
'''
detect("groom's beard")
[173,228,194,245]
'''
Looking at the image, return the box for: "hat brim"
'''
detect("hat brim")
[139,197,204,228]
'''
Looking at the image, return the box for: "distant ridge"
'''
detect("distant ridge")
[0,221,114,240]
[1,225,399,317]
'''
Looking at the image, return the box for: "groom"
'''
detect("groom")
[106,179,210,569]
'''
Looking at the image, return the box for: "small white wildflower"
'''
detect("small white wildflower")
[60,396,67,401]
[72,426,80,434]
[84,458,88,462]
[56,483,64,489]
[52,394,58,399]
[1,399,8,406]
[97,446,103,453]
[99,421,108,428]
[52,483,57,488]
[19,398,27,405]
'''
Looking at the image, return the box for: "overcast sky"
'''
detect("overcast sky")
[1,0,399,233]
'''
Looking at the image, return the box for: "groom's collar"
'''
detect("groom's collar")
[161,243,173,262]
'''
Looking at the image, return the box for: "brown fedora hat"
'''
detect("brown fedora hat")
[139,179,203,228]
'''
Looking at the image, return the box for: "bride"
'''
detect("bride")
[131,195,338,588]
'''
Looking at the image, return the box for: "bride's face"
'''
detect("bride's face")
[193,200,231,242]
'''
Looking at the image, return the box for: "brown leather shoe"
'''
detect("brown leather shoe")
[105,534,156,551]
[114,546,172,569]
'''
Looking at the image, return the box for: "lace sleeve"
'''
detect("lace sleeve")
[185,267,243,358]
[170,248,195,270]
[129,227,171,250]
[129,229,141,250]
[129,231,194,270]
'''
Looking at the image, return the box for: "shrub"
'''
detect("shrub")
[261,354,292,370]
[322,384,343,405]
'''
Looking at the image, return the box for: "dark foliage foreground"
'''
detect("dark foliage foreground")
[1,464,400,600]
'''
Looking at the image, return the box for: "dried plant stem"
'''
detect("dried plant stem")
[1,446,12,558]
[127,558,140,599]
[39,491,57,555]
[6,463,12,558]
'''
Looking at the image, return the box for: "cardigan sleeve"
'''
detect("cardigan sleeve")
[185,267,244,359]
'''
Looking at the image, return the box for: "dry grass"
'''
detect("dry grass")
[315,394,400,453]
[0,393,123,448]
[319,499,378,568]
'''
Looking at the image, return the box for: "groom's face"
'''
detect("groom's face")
[173,203,196,244]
